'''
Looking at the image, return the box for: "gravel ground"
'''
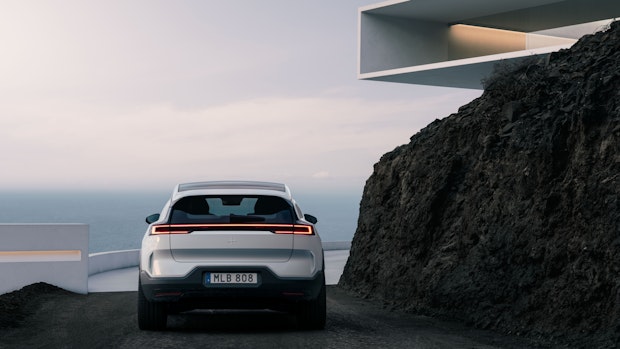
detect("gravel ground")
[0,283,549,349]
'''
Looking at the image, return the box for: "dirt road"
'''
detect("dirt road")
[0,285,545,348]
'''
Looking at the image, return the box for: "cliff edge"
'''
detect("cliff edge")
[340,21,620,346]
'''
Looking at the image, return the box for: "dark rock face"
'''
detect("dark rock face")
[340,21,620,345]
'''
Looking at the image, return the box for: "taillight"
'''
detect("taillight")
[150,224,314,235]
[273,225,314,235]
[151,225,191,235]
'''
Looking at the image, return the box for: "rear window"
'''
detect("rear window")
[169,195,294,224]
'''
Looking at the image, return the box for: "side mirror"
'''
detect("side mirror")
[304,214,318,224]
[145,213,160,224]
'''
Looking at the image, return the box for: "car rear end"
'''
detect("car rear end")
[138,181,325,330]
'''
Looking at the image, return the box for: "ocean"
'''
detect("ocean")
[0,191,360,253]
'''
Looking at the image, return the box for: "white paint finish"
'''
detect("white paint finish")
[0,224,89,295]
[88,249,351,292]
[88,242,350,280]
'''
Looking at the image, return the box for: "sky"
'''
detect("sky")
[0,0,482,194]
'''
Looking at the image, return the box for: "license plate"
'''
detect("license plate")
[205,272,258,285]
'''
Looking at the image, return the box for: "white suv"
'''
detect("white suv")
[137,181,325,330]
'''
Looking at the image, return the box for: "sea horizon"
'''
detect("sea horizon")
[0,190,361,253]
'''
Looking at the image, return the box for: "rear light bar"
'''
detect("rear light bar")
[151,223,314,235]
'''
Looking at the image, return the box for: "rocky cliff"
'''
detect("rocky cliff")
[340,21,620,346]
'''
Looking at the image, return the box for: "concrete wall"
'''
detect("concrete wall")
[0,224,89,295]
[322,241,351,251]
[89,249,139,276]
[359,13,448,74]
[448,24,576,60]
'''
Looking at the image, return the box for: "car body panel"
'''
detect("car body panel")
[169,230,294,263]
[139,180,324,304]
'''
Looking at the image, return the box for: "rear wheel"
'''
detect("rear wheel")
[297,281,326,330]
[137,282,167,331]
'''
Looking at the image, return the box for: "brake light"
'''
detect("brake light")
[273,225,314,235]
[151,225,191,235]
[150,224,314,235]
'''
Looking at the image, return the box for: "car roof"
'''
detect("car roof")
[172,181,292,201]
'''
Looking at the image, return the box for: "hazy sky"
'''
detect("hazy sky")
[0,0,481,193]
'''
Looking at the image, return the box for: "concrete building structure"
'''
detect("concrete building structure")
[359,0,620,89]
[0,224,89,294]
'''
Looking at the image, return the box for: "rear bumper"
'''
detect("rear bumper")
[140,266,324,310]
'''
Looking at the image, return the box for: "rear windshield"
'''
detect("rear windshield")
[169,195,295,224]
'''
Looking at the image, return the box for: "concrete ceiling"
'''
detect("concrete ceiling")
[363,0,620,32]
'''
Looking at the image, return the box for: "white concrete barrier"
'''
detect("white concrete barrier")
[89,249,139,276]
[0,224,89,295]
[322,241,351,251]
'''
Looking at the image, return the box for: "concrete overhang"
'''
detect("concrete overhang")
[359,0,620,89]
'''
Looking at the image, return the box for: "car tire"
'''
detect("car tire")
[137,282,167,331]
[297,281,326,330]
